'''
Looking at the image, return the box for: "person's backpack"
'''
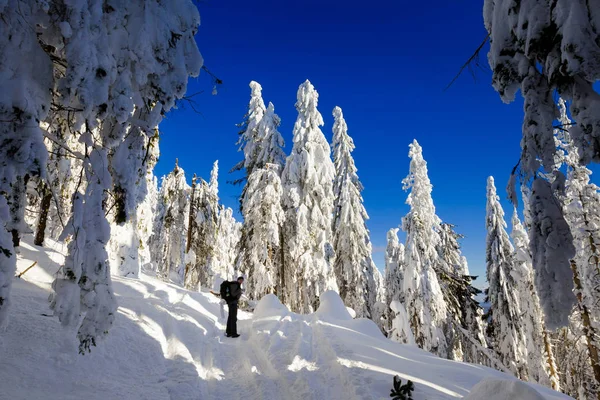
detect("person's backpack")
[220,281,231,300]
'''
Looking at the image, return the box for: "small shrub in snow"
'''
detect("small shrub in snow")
[390,375,414,400]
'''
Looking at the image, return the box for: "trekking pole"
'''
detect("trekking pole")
[15,261,38,278]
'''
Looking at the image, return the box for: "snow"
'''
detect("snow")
[465,378,546,400]
[0,234,571,400]
[315,290,353,321]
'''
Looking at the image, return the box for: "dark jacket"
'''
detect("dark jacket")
[228,281,242,303]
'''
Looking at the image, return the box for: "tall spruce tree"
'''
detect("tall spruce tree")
[401,140,448,357]
[281,80,337,313]
[484,0,596,331]
[242,164,285,299]
[238,101,286,301]
[150,162,189,283]
[436,222,487,363]
[331,106,377,319]
[511,210,557,389]
[485,176,527,379]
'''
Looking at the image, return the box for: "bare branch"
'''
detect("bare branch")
[444,33,490,92]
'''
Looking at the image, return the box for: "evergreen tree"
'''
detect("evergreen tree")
[186,175,218,290]
[484,0,598,331]
[556,99,600,391]
[383,228,405,335]
[211,206,241,287]
[528,177,576,329]
[231,81,267,194]
[331,106,377,319]
[150,162,190,283]
[241,164,285,299]
[281,80,337,313]
[256,102,286,169]
[511,210,557,388]
[401,140,448,357]
[436,222,487,363]
[485,176,527,379]
[237,100,285,301]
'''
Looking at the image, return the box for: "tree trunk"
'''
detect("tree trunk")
[34,185,52,246]
[542,330,560,391]
[571,259,600,399]
[279,228,286,304]
[184,174,197,284]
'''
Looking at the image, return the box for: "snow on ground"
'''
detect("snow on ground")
[0,235,571,400]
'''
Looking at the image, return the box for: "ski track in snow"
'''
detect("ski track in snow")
[0,235,572,400]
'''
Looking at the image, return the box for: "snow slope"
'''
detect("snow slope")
[0,235,571,400]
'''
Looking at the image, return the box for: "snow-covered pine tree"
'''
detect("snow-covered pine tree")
[241,163,285,299]
[555,102,600,390]
[383,228,405,335]
[137,169,159,270]
[238,100,286,300]
[484,0,597,331]
[484,0,600,169]
[0,1,51,328]
[31,0,201,351]
[108,127,160,278]
[331,106,377,319]
[436,222,487,363]
[231,81,267,193]
[281,80,338,313]
[151,162,190,283]
[553,314,599,398]
[511,210,557,389]
[485,176,528,379]
[256,103,286,169]
[528,177,576,330]
[185,179,215,290]
[211,205,241,287]
[401,140,448,357]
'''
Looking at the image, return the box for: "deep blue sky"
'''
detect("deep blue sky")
[156,1,541,286]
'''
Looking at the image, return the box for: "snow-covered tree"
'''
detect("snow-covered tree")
[0,0,204,352]
[485,176,527,379]
[331,106,377,319]
[281,80,337,313]
[239,163,285,299]
[528,177,576,330]
[436,222,487,363]
[108,130,160,278]
[401,140,448,357]
[256,102,286,169]
[211,206,241,287]
[553,314,599,398]
[383,228,405,335]
[151,162,190,283]
[511,210,557,389]
[237,99,285,301]
[484,0,600,331]
[0,1,50,328]
[484,0,600,170]
[555,104,600,390]
[185,171,218,290]
[231,81,267,191]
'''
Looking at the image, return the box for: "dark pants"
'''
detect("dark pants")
[226,302,238,335]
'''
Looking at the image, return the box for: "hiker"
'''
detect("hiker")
[221,276,244,338]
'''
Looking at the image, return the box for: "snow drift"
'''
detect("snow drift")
[0,235,570,399]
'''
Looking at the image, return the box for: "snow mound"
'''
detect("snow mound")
[315,290,352,321]
[254,294,289,318]
[346,318,385,339]
[346,306,357,319]
[465,378,545,400]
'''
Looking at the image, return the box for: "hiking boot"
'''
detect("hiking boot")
[230,334,240,338]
